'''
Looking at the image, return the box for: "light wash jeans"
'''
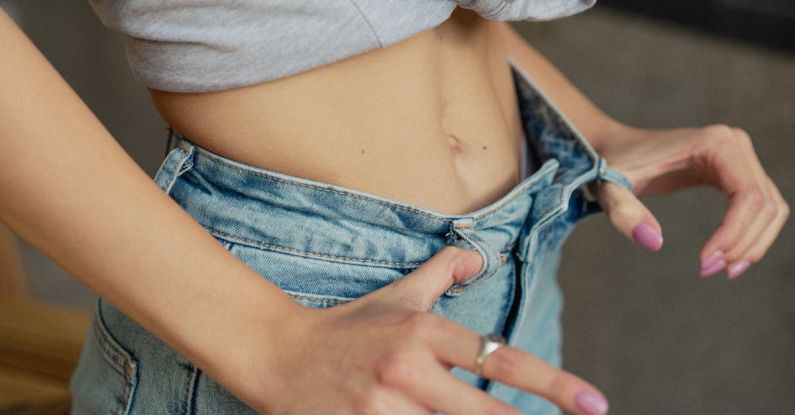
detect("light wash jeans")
[69,58,632,414]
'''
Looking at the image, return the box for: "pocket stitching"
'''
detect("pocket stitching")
[283,289,356,306]
[208,226,425,268]
[92,301,138,413]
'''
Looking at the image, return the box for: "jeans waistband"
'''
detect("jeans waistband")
[153,58,632,296]
[157,132,561,294]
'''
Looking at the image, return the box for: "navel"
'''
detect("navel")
[448,133,464,155]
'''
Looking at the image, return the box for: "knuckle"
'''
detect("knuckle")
[403,311,432,340]
[731,126,751,140]
[440,245,464,258]
[487,348,522,383]
[608,200,632,216]
[547,371,578,401]
[759,198,777,220]
[705,123,751,148]
[352,386,386,415]
[376,351,419,388]
[745,189,766,207]
[706,123,734,139]
[606,201,638,223]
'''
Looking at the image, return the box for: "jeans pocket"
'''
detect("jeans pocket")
[280,289,357,309]
[219,236,411,309]
[70,299,138,415]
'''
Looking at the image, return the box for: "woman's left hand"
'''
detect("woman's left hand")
[588,123,789,279]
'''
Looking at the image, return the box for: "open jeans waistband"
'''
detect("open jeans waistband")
[153,58,632,296]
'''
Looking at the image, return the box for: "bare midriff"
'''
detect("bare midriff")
[148,8,525,216]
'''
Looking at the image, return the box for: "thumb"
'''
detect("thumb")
[592,181,664,252]
[380,246,483,311]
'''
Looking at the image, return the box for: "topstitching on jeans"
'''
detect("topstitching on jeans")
[207,226,429,267]
[178,136,555,225]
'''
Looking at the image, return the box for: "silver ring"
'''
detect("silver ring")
[474,333,506,377]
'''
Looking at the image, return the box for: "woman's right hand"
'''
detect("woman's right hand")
[233,246,609,415]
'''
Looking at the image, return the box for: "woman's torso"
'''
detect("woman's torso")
[148,8,523,216]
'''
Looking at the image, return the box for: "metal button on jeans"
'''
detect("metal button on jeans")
[448,286,466,295]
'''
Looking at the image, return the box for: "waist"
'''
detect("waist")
[147,9,527,216]
[158,134,559,271]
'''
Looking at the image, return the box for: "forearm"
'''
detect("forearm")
[499,22,635,153]
[0,9,302,384]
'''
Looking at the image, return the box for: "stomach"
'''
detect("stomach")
[147,7,526,216]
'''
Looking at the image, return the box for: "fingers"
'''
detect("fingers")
[699,186,767,275]
[697,126,789,279]
[423,314,609,415]
[375,246,484,310]
[378,351,522,415]
[592,180,664,252]
[703,175,789,279]
[740,177,790,265]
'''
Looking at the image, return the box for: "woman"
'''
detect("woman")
[0,1,787,414]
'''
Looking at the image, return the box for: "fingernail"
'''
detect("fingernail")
[700,258,727,277]
[700,250,725,270]
[727,260,751,279]
[632,222,663,252]
[574,390,609,415]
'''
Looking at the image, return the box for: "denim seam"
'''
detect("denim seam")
[208,227,426,267]
[211,226,515,271]
[184,365,201,415]
[93,304,133,380]
[92,300,137,415]
[191,144,450,220]
[190,142,554,224]
[518,177,587,261]
[508,57,599,163]
[284,290,356,306]
[156,145,194,195]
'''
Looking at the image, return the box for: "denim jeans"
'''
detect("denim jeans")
[69,58,632,414]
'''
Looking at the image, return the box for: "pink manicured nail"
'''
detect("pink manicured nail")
[574,390,609,415]
[727,260,751,279]
[700,259,727,277]
[632,222,663,252]
[701,250,725,270]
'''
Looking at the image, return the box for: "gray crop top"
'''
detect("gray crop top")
[87,0,596,93]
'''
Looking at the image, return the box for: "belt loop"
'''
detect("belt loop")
[153,137,196,194]
[594,156,633,193]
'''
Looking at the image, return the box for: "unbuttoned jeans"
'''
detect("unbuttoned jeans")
[69,58,632,415]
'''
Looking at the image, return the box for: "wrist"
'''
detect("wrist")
[229,288,315,404]
[586,118,643,157]
[182,272,312,408]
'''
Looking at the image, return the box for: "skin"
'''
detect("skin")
[0,6,787,415]
[148,7,526,216]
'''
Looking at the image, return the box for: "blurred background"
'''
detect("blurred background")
[0,0,792,413]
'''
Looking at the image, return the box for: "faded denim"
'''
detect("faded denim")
[69,57,632,414]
